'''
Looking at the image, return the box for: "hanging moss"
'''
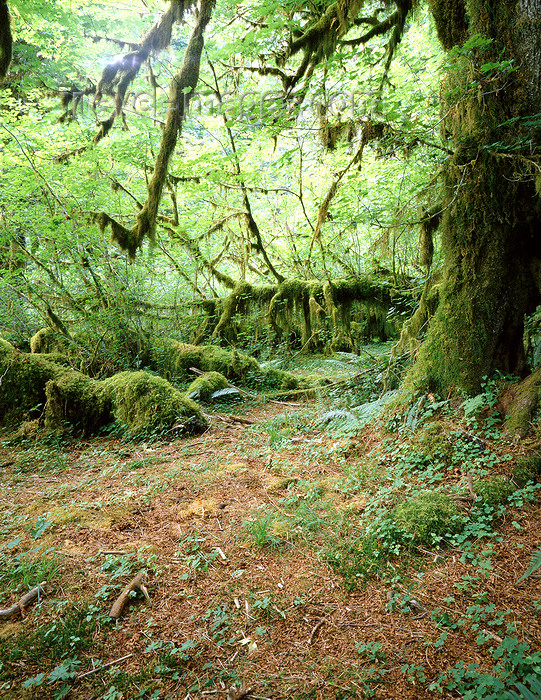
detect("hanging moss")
[394,277,441,357]
[418,202,442,268]
[104,370,206,436]
[427,0,468,51]
[91,211,139,259]
[212,281,256,340]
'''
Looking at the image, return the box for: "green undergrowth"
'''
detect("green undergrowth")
[320,376,541,698]
[1,368,541,698]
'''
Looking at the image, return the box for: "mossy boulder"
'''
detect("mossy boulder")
[104,371,206,436]
[44,371,113,435]
[187,372,229,401]
[390,492,464,546]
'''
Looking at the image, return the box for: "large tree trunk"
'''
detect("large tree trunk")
[408,0,541,395]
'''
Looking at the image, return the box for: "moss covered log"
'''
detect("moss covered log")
[150,339,305,392]
[44,371,113,434]
[0,339,206,436]
[104,371,206,436]
[152,340,261,381]
[0,338,60,424]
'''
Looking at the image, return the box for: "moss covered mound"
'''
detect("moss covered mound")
[154,341,260,382]
[473,477,516,507]
[187,372,229,401]
[44,371,113,435]
[390,492,464,546]
[105,371,206,436]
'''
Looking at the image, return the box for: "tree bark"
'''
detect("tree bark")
[408,0,541,396]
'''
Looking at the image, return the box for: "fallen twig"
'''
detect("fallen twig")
[109,570,150,619]
[308,618,326,645]
[228,687,254,700]
[77,653,133,679]
[0,583,45,620]
[467,470,477,500]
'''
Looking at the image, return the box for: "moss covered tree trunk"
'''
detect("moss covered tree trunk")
[409,0,541,395]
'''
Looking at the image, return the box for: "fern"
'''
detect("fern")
[517,546,541,583]
[501,675,541,699]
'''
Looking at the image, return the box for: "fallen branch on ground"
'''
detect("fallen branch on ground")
[77,653,133,679]
[109,570,150,619]
[0,582,46,620]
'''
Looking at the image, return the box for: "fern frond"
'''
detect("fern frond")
[517,546,541,583]
[501,675,541,700]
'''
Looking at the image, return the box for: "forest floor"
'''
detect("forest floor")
[0,360,540,700]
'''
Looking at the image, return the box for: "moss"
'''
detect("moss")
[43,371,113,435]
[152,340,261,382]
[394,278,440,358]
[502,370,541,439]
[0,340,63,425]
[186,371,229,401]
[255,368,300,391]
[412,422,454,466]
[473,477,516,506]
[428,0,468,51]
[30,328,69,354]
[211,281,259,340]
[0,342,206,437]
[511,454,541,487]
[104,370,206,436]
[390,492,464,545]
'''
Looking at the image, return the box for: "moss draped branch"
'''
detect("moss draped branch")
[131,0,215,251]
[95,1,215,257]
[92,0,193,144]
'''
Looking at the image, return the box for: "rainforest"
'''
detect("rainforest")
[0,1,540,698]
